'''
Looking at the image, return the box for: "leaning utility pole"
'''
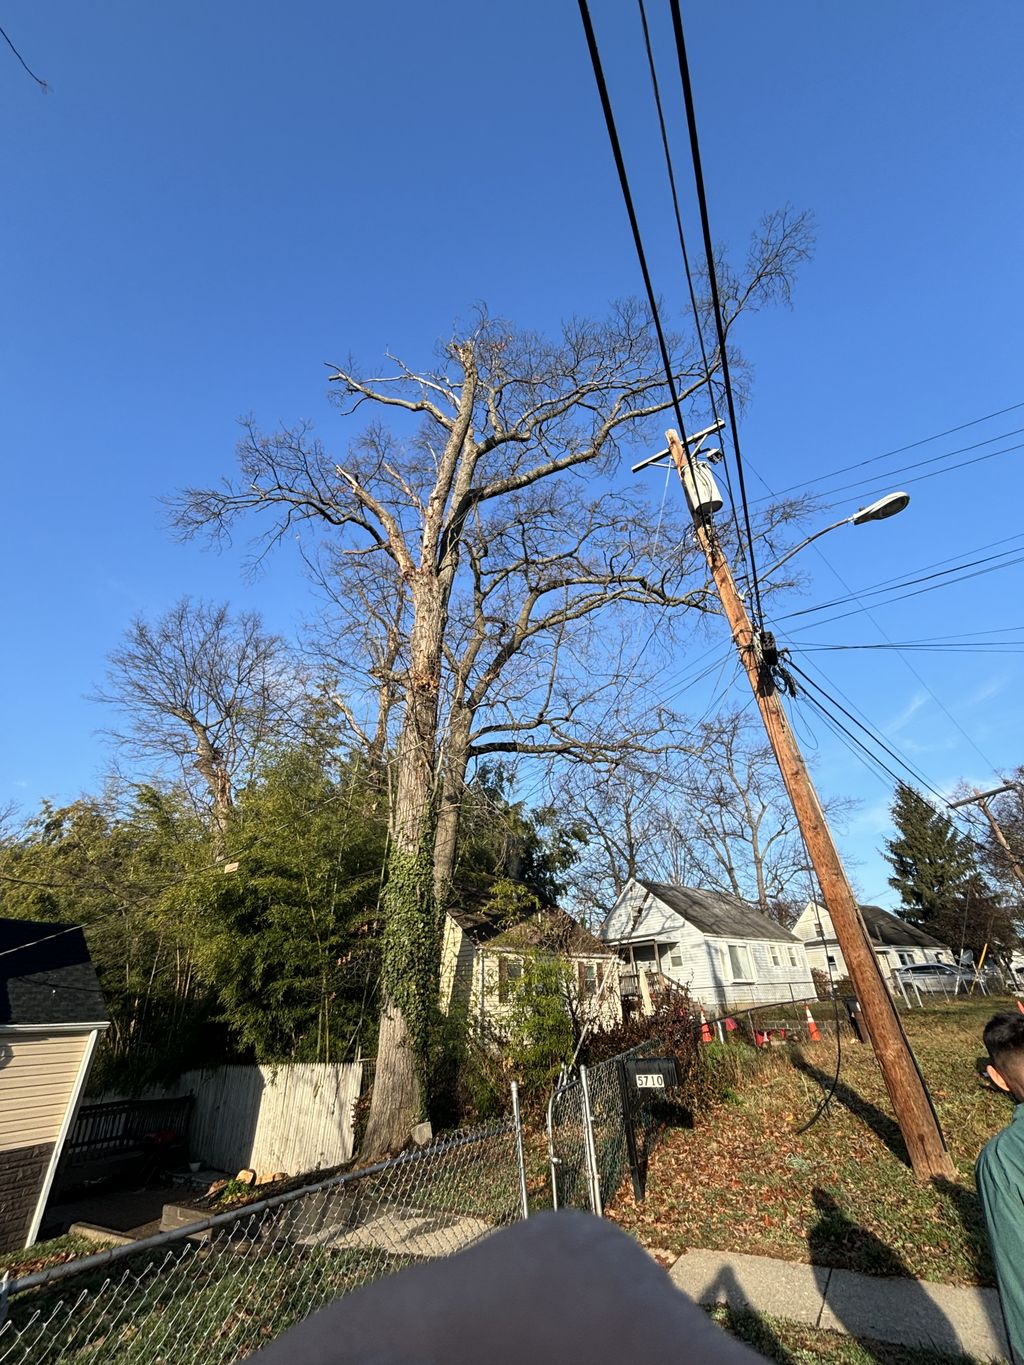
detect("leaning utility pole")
[665,429,955,1181]
[949,784,1024,894]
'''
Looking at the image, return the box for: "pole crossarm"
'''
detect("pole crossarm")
[950,786,1024,893]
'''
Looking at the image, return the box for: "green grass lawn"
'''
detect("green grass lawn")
[0,1233,112,1279]
[608,998,1016,1285]
[3,1240,413,1364]
[710,1307,981,1364]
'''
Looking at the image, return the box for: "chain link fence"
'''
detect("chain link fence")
[547,1039,669,1215]
[0,1111,527,1365]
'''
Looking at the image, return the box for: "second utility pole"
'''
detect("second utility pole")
[666,429,955,1181]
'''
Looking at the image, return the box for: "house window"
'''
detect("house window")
[787,946,800,968]
[667,944,684,970]
[897,952,913,967]
[827,955,837,967]
[497,956,522,1003]
[769,946,782,968]
[727,943,754,982]
[579,961,605,997]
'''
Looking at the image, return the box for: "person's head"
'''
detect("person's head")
[983,1012,1024,1102]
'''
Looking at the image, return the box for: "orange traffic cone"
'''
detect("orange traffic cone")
[805,1005,822,1043]
[1016,998,1024,1015]
[700,1007,713,1043]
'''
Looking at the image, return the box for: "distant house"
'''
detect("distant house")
[0,919,110,1252]
[791,901,955,984]
[599,878,815,1012]
[440,902,622,1033]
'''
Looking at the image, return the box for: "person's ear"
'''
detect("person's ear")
[986,1063,1012,1093]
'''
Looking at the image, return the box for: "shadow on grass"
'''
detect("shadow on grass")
[790,1049,911,1169]
[809,1188,965,1364]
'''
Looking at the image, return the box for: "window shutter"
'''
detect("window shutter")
[498,956,508,1002]
[578,961,586,995]
[597,962,605,989]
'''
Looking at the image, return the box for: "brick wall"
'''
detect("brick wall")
[0,1143,53,1252]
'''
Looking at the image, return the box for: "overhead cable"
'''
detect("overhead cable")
[759,398,1024,503]
[668,0,765,631]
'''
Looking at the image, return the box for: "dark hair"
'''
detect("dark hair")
[983,1012,1024,1072]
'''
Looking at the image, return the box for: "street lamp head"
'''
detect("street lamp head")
[850,491,910,525]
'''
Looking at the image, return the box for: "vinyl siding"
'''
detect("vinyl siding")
[792,903,955,985]
[0,1033,88,1153]
[604,883,815,1010]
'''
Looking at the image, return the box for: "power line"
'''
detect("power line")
[811,435,1024,512]
[0,23,49,92]
[668,0,765,632]
[787,660,949,807]
[577,0,700,484]
[798,640,1024,656]
[635,0,751,593]
[786,657,1001,866]
[780,540,1024,623]
[782,549,1024,635]
[759,398,1024,503]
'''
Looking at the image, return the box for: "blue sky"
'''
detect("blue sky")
[3,1,1023,905]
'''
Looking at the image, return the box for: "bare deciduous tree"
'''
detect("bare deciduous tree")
[95,600,292,857]
[173,212,813,1152]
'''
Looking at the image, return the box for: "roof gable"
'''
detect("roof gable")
[859,904,951,950]
[449,901,611,956]
[794,901,952,951]
[634,880,801,944]
[0,919,109,1028]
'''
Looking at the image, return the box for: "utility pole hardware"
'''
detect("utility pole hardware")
[949,784,1024,894]
[665,428,955,1181]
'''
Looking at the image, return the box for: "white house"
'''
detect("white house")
[440,902,622,1034]
[792,901,955,984]
[599,878,815,1012]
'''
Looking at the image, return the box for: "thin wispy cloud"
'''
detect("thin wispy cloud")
[887,690,929,733]
[964,673,1008,707]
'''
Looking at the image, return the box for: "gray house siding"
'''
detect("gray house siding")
[601,878,815,1011]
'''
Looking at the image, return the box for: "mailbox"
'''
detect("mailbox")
[623,1056,679,1091]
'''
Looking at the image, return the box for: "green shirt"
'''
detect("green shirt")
[977,1103,1024,1364]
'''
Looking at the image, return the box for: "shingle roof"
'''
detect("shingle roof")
[858,904,950,950]
[449,902,612,956]
[636,881,802,944]
[0,919,109,1028]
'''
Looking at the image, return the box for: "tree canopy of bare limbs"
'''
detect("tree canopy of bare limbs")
[95,599,293,857]
[569,707,853,927]
[171,211,812,1152]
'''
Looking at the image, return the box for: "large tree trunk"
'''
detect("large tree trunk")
[360,996,421,1156]
[433,704,473,905]
[361,581,445,1156]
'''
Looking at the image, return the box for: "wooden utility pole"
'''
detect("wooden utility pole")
[949,784,1024,894]
[666,430,955,1181]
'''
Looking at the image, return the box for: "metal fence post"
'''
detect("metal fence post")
[579,1064,603,1217]
[510,1081,529,1220]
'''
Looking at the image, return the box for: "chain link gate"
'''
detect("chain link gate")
[546,1040,667,1214]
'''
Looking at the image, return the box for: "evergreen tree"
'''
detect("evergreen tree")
[884,784,975,932]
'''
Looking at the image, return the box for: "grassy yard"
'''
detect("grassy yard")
[609,997,1016,1285]
[710,1307,980,1365]
[0,1233,112,1279]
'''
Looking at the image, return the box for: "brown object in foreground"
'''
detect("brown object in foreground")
[666,429,955,1182]
[244,1211,764,1364]
[235,1168,257,1185]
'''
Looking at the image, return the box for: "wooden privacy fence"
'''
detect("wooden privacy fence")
[91,1062,364,1179]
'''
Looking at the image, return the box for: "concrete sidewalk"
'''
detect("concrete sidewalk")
[670,1246,1010,1361]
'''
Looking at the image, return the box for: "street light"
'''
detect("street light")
[760,491,910,581]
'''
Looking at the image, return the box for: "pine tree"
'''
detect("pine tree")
[884,784,974,930]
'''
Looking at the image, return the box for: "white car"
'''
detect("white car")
[894,962,972,993]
